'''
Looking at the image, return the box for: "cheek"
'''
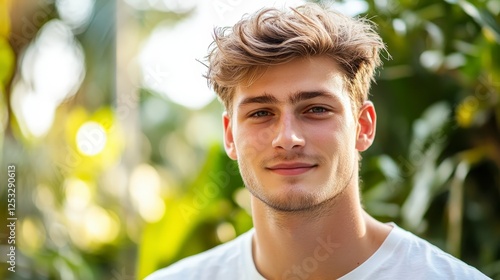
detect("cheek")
[237,126,274,153]
[307,124,355,156]
[234,132,264,164]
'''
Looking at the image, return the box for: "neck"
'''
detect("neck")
[250,183,390,279]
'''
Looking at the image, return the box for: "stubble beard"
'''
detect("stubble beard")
[237,152,354,215]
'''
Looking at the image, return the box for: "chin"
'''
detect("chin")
[255,187,327,212]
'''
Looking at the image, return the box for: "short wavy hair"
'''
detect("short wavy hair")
[206,3,386,114]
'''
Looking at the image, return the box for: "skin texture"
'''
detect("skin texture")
[223,56,391,279]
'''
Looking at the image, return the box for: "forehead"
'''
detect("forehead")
[233,56,348,106]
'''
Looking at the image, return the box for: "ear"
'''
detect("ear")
[355,101,376,152]
[223,112,238,160]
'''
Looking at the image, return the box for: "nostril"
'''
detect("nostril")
[271,115,305,150]
[272,131,305,150]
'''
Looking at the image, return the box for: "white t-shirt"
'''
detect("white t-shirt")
[145,224,490,280]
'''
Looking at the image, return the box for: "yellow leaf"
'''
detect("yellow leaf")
[455,95,479,128]
[0,37,14,85]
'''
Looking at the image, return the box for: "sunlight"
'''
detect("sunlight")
[216,222,236,243]
[76,121,108,156]
[135,0,367,110]
[129,164,166,223]
[64,178,92,210]
[138,0,306,109]
[11,82,56,138]
[21,218,45,253]
[83,205,120,244]
[11,19,85,138]
[56,0,95,31]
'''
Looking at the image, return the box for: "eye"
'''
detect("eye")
[306,107,329,114]
[250,110,272,118]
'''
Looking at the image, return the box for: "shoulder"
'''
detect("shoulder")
[388,224,490,279]
[145,229,255,280]
[342,223,490,279]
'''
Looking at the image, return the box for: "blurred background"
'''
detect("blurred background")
[0,0,499,279]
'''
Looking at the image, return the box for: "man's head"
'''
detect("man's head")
[206,3,385,212]
[206,3,386,116]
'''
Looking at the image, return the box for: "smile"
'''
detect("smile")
[266,163,318,176]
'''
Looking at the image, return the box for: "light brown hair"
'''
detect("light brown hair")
[206,3,386,114]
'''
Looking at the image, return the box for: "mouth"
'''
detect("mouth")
[266,162,318,176]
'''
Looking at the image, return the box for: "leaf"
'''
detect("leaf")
[137,144,243,279]
[457,0,500,43]
[0,37,15,86]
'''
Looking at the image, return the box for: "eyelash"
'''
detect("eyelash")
[249,110,272,118]
[306,107,329,114]
[248,107,330,119]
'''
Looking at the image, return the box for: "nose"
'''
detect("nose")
[271,113,305,150]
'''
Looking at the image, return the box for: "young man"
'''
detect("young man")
[146,3,489,280]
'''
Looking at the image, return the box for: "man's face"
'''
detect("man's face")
[223,56,376,212]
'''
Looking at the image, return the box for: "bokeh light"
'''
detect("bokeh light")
[129,164,166,223]
[2,0,499,279]
[138,0,307,109]
[56,0,95,31]
[216,222,236,243]
[10,19,85,138]
[76,121,108,156]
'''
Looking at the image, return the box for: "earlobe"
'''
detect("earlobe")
[223,112,238,160]
[355,101,376,152]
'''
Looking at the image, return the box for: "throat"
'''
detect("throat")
[250,188,388,279]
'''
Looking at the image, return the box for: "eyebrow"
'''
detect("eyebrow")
[238,90,338,108]
[239,93,279,106]
[289,91,336,105]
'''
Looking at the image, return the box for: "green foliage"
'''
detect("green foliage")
[138,144,249,279]
[0,0,498,279]
[362,0,500,276]
[140,0,500,278]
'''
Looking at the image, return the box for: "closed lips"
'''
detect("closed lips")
[265,163,318,175]
[267,163,317,170]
